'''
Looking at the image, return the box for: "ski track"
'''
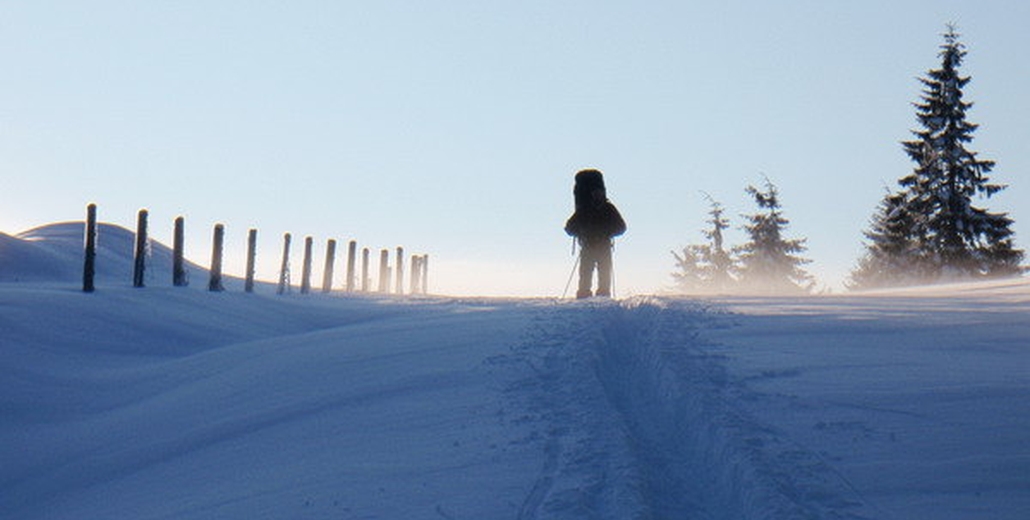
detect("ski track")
[508,297,873,519]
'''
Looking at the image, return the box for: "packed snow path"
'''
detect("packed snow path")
[505,299,874,519]
[2,284,1027,519]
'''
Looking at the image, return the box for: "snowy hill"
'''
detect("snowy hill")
[1,225,1028,519]
[0,222,208,287]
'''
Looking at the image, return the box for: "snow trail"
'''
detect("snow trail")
[598,299,872,519]
[507,297,873,519]
[500,300,648,519]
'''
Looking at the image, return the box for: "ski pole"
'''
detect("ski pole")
[562,251,580,300]
[610,242,616,298]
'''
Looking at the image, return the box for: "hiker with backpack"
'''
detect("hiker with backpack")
[564,169,627,299]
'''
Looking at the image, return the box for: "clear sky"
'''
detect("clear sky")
[2,1,1027,296]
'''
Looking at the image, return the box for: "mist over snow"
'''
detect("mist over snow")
[1,223,1028,519]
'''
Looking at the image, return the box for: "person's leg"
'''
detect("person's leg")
[595,242,613,297]
[577,244,596,299]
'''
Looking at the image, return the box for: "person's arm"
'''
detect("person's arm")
[565,213,580,237]
[607,205,626,237]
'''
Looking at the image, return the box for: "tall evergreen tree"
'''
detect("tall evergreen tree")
[671,196,735,293]
[896,25,1023,279]
[735,179,813,294]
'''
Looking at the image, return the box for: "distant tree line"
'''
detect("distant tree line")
[672,25,1024,294]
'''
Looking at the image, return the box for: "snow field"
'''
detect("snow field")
[2,289,545,518]
[1,276,1028,518]
[704,289,1030,519]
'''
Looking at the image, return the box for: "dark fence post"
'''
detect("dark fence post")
[245,229,257,293]
[410,255,422,295]
[83,204,97,293]
[361,247,370,292]
[322,239,337,293]
[378,249,390,293]
[173,216,187,286]
[300,236,313,294]
[133,209,148,288]
[346,240,357,292]
[395,246,404,295]
[421,254,429,294]
[277,233,292,295]
[208,224,225,292]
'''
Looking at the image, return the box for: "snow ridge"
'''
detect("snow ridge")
[1,222,209,287]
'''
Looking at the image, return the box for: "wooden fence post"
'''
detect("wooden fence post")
[395,246,404,295]
[361,247,370,292]
[133,209,148,288]
[421,254,429,294]
[173,216,187,286]
[83,204,97,293]
[410,255,422,295]
[300,236,313,294]
[378,249,390,293]
[278,233,292,295]
[208,224,225,292]
[346,240,357,292]
[245,228,257,293]
[322,239,337,293]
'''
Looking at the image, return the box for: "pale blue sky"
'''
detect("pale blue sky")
[2,1,1027,296]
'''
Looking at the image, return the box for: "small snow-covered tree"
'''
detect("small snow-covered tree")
[896,25,1023,279]
[671,244,707,293]
[671,196,736,294]
[735,179,813,294]
[698,198,735,291]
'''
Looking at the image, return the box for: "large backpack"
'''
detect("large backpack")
[573,169,606,211]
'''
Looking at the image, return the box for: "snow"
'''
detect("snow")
[2,224,1028,519]
[1,223,209,288]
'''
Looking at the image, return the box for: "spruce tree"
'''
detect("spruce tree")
[671,197,735,293]
[849,190,921,288]
[897,25,1023,279]
[671,244,706,293]
[735,179,813,294]
[699,198,735,291]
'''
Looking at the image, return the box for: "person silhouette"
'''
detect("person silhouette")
[564,169,626,299]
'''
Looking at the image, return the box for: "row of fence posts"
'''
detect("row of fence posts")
[81,204,429,296]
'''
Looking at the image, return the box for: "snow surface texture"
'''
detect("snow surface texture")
[2,225,1028,519]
